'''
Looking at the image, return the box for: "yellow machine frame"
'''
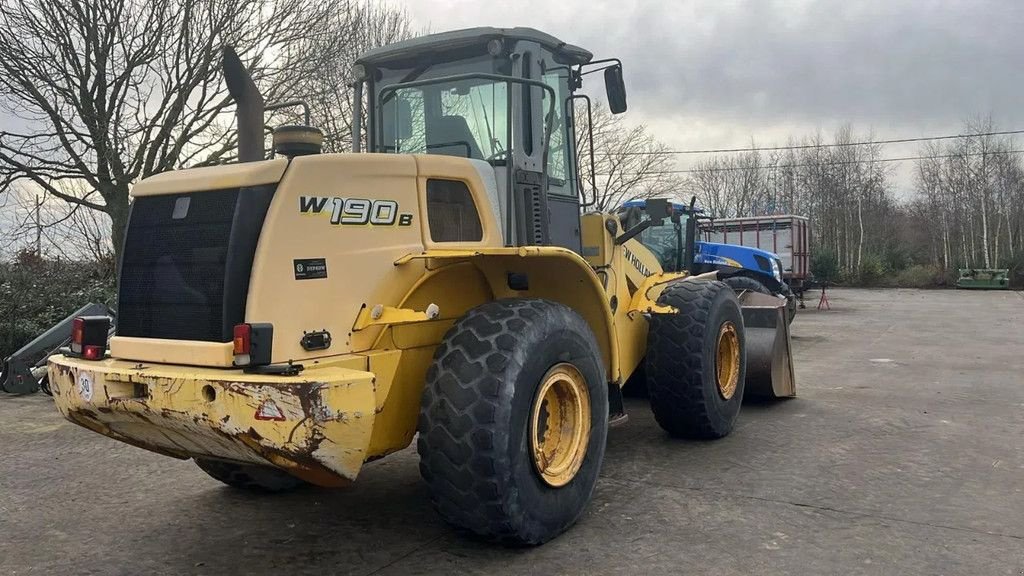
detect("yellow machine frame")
[49,153,686,486]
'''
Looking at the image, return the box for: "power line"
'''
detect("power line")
[597,148,1024,176]
[620,129,1024,156]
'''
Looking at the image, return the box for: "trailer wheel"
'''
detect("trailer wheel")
[194,458,306,493]
[646,280,746,439]
[418,299,608,545]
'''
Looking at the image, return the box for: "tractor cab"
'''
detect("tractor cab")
[354,27,626,252]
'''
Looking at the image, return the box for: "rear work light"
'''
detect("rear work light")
[70,316,110,360]
[232,323,273,367]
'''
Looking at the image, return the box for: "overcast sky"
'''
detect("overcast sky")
[400,0,1024,195]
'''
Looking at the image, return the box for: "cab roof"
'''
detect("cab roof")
[356,27,594,69]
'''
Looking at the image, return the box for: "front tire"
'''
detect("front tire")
[418,299,608,545]
[646,280,746,439]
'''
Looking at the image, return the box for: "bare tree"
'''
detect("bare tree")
[912,117,1024,273]
[0,0,408,262]
[686,126,897,276]
[296,2,415,153]
[575,102,684,211]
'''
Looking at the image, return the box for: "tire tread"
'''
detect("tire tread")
[646,280,743,439]
[418,298,604,545]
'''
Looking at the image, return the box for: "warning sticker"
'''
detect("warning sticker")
[255,399,286,421]
[294,258,328,280]
[77,372,94,402]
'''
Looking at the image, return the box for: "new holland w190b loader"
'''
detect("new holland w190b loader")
[48,27,795,545]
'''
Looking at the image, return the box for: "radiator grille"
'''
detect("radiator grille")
[118,189,242,342]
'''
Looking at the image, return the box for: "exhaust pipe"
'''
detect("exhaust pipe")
[222,46,264,162]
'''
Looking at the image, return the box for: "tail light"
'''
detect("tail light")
[70,316,110,360]
[233,323,252,366]
[232,323,273,367]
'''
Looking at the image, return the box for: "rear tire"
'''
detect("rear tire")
[725,275,795,324]
[723,275,771,295]
[646,280,746,439]
[194,458,306,493]
[418,298,608,545]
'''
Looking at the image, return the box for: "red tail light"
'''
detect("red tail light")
[69,316,110,360]
[232,323,273,368]
[71,317,85,352]
[83,345,104,360]
[233,323,252,355]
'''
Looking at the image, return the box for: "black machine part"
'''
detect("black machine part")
[1,303,115,395]
[683,197,698,272]
[615,198,671,246]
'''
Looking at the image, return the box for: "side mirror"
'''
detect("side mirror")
[604,65,628,114]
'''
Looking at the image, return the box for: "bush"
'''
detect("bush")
[811,250,839,283]
[856,253,888,286]
[1002,252,1024,288]
[0,252,116,360]
[881,246,912,276]
[894,264,946,288]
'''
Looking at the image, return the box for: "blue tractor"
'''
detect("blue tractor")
[618,198,797,323]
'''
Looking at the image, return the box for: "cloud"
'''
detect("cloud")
[397,0,1024,192]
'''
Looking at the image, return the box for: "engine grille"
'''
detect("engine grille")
[426,179,482,242]
[117,185,274,342]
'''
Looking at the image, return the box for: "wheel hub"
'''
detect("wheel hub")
[716,321,741,400]
[530,363,591,487]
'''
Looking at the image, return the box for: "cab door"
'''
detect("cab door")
[538,63,581,251]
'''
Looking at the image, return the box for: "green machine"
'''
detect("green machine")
[956,268,1010,289]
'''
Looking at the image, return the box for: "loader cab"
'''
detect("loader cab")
[354,27,626,252]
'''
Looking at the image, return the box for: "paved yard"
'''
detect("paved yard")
[1,288,1023,575]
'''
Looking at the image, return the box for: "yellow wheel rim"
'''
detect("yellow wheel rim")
[716,322,741,400]
[529,363,591,488]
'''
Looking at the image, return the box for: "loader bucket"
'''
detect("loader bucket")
[738,291,796,399]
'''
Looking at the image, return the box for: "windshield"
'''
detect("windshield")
[381,78,509,161]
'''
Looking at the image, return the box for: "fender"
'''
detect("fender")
[393,247,619,379]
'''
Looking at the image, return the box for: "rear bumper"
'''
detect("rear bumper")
[47,355,377,486]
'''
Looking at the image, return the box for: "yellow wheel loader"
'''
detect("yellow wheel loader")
[48,27,795,545]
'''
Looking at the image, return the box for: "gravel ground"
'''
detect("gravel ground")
[1,288,1022,575]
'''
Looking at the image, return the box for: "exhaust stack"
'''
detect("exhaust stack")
[222,46,265,163]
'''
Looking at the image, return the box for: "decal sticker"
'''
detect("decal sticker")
[171,196,191,220]
[255,399,286,421]
[623,247,652,277]
[300,196,413,227]
[76,371,94,402]
[698,255,743,268]
[294,258,328,280]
